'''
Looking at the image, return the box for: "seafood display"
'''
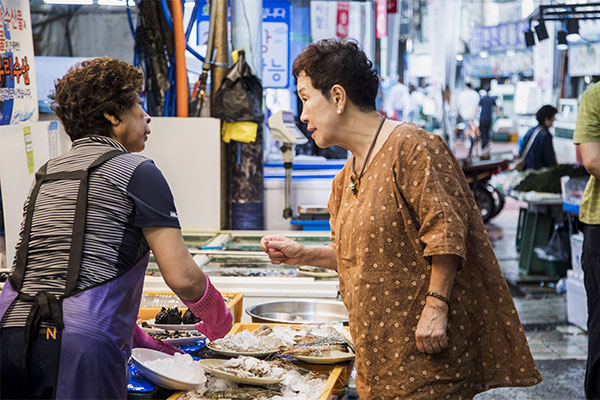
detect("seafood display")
[155,307,201,325]
[209,324,354,359]
[177,357,329,400]
[209,329,282,353]
[148,330,204,341]
[202,261,298,278]
[212,356,285,380]
[223,235,331,251]
[140,293,234,308]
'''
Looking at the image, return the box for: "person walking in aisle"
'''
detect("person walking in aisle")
[0,57,232,399]
[573,81,600,399]
[261,38,541,399]
[478,87,503,153]
[390,77,409,121]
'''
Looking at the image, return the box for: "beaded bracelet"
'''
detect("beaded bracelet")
[426,291,450,306]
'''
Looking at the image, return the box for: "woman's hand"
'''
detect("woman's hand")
[415,297,449,354]
[261,235,305,265]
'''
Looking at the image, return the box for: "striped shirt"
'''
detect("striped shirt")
[574,82,600,225]
[2,136,180,327]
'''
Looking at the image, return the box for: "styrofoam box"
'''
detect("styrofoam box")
[570,233,584,271]
[566,269,588,331]
[264,177,334,231]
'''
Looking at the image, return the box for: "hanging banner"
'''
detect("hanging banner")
[469,21,528,53]
[568,43,600,77]
[310,1,337,41]
[387,0,398,14]
[0,0,37,125]
[336,2,350,38]
[376,0,387,38]
[263,0,290,88]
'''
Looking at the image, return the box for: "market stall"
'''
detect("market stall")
[128,322,354,399]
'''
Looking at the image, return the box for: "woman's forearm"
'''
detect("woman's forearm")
[426,254,460,307]
[302,245,338,271]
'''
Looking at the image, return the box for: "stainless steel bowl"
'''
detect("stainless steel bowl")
[246,299,348,324]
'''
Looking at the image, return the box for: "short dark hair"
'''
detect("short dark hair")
[51,57,144,141]
[536,104,558,125]
[466,82,472,89]
[292,39,379,111]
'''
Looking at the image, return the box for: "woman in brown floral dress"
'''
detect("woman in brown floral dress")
[261,39,541,399]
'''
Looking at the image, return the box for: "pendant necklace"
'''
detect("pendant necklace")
[349,114,386,196]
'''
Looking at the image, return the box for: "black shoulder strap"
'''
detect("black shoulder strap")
[9,162,50,291]
[9,149,125,294]
[64,150,125,295]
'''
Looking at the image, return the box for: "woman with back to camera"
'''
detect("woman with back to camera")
[519,105,558,170]
[0,57,232,399]
[261,39,542,399]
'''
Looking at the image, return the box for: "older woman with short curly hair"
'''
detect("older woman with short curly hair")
[262,39,542,399]
[0,57,232,399]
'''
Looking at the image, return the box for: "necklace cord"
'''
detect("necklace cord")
[352,114,386,183]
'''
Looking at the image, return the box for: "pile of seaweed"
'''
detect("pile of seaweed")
[514,164,589,193]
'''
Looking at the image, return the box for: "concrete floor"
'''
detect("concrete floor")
[475,195,587,399]
[468,138,587,399]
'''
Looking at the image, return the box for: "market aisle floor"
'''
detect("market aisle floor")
[475,159,587,399]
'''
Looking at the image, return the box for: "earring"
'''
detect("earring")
[337,109,342,115]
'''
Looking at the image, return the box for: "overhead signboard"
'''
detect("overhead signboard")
[0,0,37,125]
[469,21,528,53]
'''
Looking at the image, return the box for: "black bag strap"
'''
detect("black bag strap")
[9,162,50,291]
[64,149,125,295]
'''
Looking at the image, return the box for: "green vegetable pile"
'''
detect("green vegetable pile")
[514,164,589,193]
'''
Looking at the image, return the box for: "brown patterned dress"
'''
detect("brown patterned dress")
[328,123,541,399]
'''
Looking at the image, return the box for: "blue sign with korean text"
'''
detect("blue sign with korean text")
[263,1,290,88]
[469,21,528,53]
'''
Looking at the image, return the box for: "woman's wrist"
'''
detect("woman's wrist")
[425,293,449,311]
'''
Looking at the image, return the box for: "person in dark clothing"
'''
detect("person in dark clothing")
[519,105,558,170]
[478,88,503,151]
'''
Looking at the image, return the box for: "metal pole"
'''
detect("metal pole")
[229,0,265,230]
[211,0,229,113]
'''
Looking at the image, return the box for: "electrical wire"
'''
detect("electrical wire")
[159,0,205,62]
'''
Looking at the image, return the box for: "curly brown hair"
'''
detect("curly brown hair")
[51,57,144,141]
[292,39,379,111]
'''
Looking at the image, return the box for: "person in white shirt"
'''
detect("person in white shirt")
[389,78,409,121]
[405,83,423,123]
[456,82,480,122]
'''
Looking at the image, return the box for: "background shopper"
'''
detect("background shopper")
[478,87,503,152]
[519,105,558,170]
[573,81,600,399]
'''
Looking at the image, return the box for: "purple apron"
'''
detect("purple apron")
[0,149,150,399]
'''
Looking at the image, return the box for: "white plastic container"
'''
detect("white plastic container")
[264,176,335,231]
[566,269,588,331]
[570,233,584,272]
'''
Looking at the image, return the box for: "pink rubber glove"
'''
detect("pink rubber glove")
[181,274,233,341]
[132,324,184,355]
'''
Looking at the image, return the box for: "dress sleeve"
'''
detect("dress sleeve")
[127,160,181,229]
[394,127,470,265]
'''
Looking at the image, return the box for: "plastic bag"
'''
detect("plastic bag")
[213,50,264,124]
[544,222,571,262]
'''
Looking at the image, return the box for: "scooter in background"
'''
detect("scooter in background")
[461,155,511,223]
